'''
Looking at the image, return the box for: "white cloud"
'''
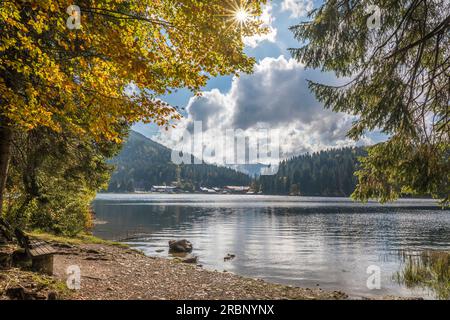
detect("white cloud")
[155,56,372,165]
[244,4,278,48]
[281,0,314,18]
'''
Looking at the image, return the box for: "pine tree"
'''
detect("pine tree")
[289,0,449,204]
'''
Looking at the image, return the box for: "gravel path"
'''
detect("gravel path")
[52,243,348,300]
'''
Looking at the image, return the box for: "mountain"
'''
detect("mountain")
[227,163,270,177]
[257,147,367,197]
[107,131,367,196]
[107,131,251,192]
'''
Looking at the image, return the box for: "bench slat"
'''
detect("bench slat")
[14,229,56,258]
[28,243,57,257]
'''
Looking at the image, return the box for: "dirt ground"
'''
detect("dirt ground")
[48,243,348,300]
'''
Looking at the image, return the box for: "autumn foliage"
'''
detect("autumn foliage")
[0,0,267,230]
[1,0,266,138]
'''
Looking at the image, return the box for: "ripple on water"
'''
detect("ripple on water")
[93,195,450,299]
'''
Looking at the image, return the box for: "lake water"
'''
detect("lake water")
[92,194,450,299]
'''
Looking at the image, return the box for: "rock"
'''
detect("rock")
[5,287,45,300]
[84,256,109,261]
[47,291,58,300]
[86,248,101,254]
[181,255,198,264]
[53,243,74,249]
[224,253,236,261]
[168,239,193,253]
[57,251,78,256]
[35,293,48,300]
[155,249,164,253]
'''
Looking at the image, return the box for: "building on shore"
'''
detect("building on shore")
[200,187,217,193]
[151,186,177,193]
[224,186,251,193]
[198,186,252,194]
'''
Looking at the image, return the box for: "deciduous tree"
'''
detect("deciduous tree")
[0,0,267,211]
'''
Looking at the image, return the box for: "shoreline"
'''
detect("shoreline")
[53,242,349,300]
[1,236,426,300]
[1,239,350,300]
[97,192,440,201]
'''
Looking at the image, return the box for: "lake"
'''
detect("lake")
[92,194,450,299]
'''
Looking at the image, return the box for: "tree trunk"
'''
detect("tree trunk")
[0,124,13,214]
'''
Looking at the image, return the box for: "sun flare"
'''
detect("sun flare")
[221,0,256,29]
[234,8,251,24]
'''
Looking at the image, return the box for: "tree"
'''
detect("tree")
[0,0,268,212]
[258,147,365,196]
[108,130,251,190]
[4,126,123,235]
[290,0,449,204]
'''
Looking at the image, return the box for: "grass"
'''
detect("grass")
[0,231,134,300]
[31,272,73,298]
[395,250,450,300]
[28,230,129,248]
[0,268,73,299]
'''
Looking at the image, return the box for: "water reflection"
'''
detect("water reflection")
[92,194,450,299]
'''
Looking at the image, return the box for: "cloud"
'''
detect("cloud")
[155,56,373,165]
[244,4,278,48]
[281,0,314,18]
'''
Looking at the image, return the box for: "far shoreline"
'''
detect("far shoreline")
[93,193,444,210]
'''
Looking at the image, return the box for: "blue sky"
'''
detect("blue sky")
[133,0,386,163]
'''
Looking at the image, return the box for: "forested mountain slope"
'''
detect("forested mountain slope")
[107,131,251,192]
[257,147,367,196]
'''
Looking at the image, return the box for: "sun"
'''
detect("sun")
[220,0,256,29]
[234,8,251,24]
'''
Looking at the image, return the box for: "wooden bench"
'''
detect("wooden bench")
[14,229,56,275]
